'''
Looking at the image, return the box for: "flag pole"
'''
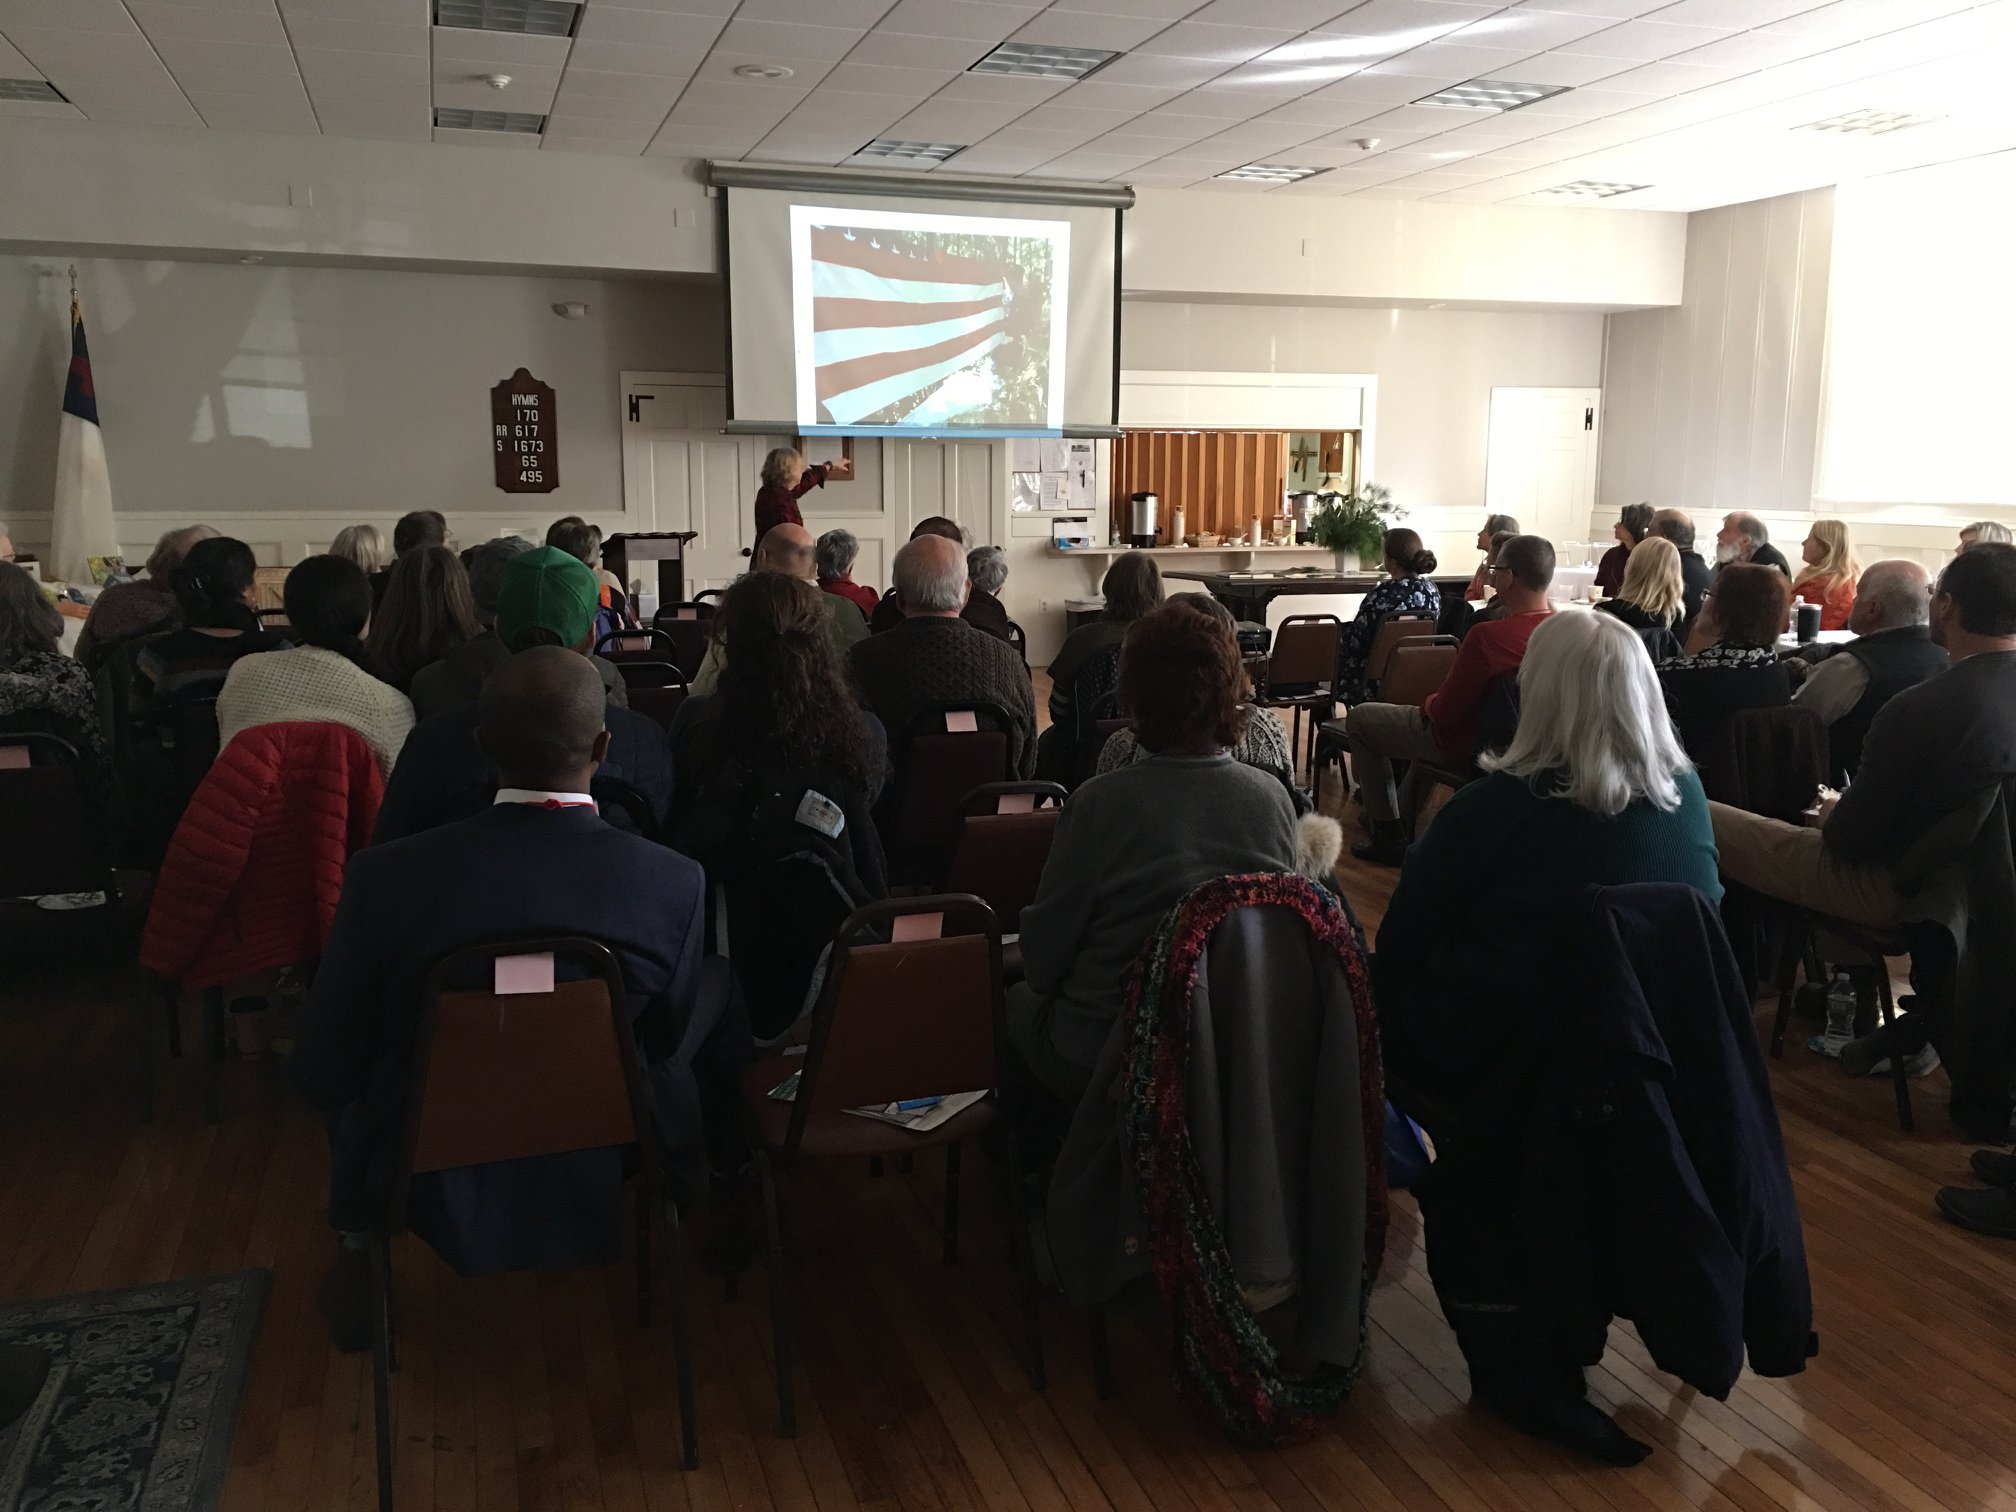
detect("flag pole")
[68,262,77,318]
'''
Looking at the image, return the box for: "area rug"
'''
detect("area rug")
[0,1269,269,1512]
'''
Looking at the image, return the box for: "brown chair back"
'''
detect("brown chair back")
[882,706,1013,866]
[942,802,1063,932]
[1378,642,1458,707]
[1265,615,1343,690]
[626,682,690,732]
[787,897,1003,1153]
[0,733,118,900]
[393,938,657,1225]
[1364,614,1438,687]
[651,607,715,679]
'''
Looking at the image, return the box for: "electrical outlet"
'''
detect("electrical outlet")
[1039,598,1053,613]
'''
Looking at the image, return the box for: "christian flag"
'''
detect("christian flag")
[50,294,119,586]
[810,228,1008,426]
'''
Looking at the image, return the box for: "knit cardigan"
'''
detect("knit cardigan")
[217,644,414,776]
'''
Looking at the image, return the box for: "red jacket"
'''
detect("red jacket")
[820,575,879,616]
[140,721,384,990]
[752,464,825,548]
[1423,611,1547,760]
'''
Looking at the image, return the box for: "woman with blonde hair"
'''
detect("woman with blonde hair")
[753,446,835,549]
[329,523,385,578]
[1792,519,1860,631]
[1597,534,1685,636]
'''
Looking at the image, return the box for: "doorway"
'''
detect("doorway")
[620,373,782,594]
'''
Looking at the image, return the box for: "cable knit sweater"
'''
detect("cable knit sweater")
[847,614,1038,778]
[217,644,415,777]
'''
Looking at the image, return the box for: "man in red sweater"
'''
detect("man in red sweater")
[1347,534,1555,864]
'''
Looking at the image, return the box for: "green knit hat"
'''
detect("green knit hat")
[496,546,598,652]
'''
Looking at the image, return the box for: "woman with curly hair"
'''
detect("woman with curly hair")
[0,560,106,767]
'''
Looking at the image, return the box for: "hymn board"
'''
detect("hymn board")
[491,369,558,493]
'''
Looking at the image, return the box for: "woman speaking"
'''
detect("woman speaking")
[754,446,848,549]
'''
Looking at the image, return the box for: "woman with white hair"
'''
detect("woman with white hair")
[753,447,838,549]
[329,523,385,578]
[815,528,878,615]
[1959,521,2013,550]
[962,543,1013,641]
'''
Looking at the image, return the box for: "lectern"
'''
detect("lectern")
[603,532,698,605]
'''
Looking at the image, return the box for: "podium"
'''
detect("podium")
[603,531,698,606]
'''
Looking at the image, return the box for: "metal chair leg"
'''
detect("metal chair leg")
[1769,915,1804,1057]
[136,982,155,1124]
[757,1154,795,1438]
[635,1186,653,1327]
[942,1142,961,1267]
[1004,1133,1045,1391]
[1089,1300,1114,1400]
[664,1200,700,1470]
[370,1234,395,1512]
[1873,962,1914,1132]
[201,987,225,1124]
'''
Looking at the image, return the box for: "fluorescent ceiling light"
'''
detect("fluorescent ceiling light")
[1799,108,1944,136]
[433,0,579,37]
[1538,180,1649,198]
[1216,163,1328,184]
[434,106,547,133]
[1416,78,1568,112]
[856,139,967,163]
[969,42,1117,81]
[0,77,65,102]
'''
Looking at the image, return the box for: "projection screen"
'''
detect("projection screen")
[721,176,1123,436]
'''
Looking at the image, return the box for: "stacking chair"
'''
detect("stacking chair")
[1768,914,1917,1130]
[1311,638,1457,807]
[1256,614,1343,778]
[740,896,1045,1437]
[1361,613,1439,698]
[1413,672,1522,796]
[651,602,717,680]
[940,781,1068,938]
[876,702,1014,884]
[370,937,698,1511]
[594,628,690,731]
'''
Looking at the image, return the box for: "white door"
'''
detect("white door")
[620,375,783,594]
[1485,388,1601,552]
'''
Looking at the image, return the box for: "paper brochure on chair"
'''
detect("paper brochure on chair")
[845,1090,990,1132]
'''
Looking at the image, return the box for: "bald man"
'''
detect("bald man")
[1651,508,1714,630]
[687,522,867,695]
[296,645,742,1342]
[1792,559,1948,783]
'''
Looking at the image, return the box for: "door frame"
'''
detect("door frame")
[618,370,729,525]
[1485,385,1601,543]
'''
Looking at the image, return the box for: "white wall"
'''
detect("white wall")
[0,254,721,562]
[1596,189,1835,527]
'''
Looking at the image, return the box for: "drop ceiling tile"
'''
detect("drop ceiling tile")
[1652,0,1847,24]
[1252,92,1387,126]
[552,86,675,120]
[433,125,542,148]
[846,31,988,69]
[1047,0,1203,18]
[315,108,430,140]
[2,30,169,72]
[1448,8,1613,50]
[1344,102,1459,130]
[932,67,1070,101]
[938,142,1056,171]
[1125,108,1234,139]
[664,97,795,129]
[296,49,429,83]
[788,88,910,124]
[1311,0,1496,35]
[574,4,723,47]
[76,102,203,122]
[1366,41,1547,81]
[436,74,560,110]
[430,28,569,68]
[276,14,427,54]
[678,76,808,110]
[542,134,651,153]
[889,98,1028,133]
[1665,26,1840,72]
[553,66,692,100]
[734,0,889,21]
[1008,8,1171,48]
[1088,127,1198,152]
[189,89,320,129]
[285,0,424,19]
[0,0,139,36]
[1193,118,1322,150]
[646,123,767,154]
[1561,18,1739,61]
[568,39,713,76]
[693,50,839,87]
[1485,49,1631,86]
[1307,70,1445,103]
[0,35,30,72]
[1505,0,1670,16]
[153,36,303,74]
[303,73,431,106]
[1514,86,1642,118]
[1010,102,1136,133]
[1121,162,1216,183]
[1178,81,1305,115]
[593,0,737,12]
[1040,146,1165,173]
[127,4,288,44]
[821,60,959,95]
[1135,21,1297,62]
[1184,0,1357,25]
[747,138,852,164]
[1087,51,1229,87]
[1051,78,1183,112]
[875,0,1041,43]
[542,110,656,138]
[980,121,1106,148]
[55,76,188,108]
[164,61,305,93]
[714,18,865,60]
[1592,57,1741,94]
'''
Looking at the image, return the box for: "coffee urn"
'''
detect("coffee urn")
[1128,491,1160,548]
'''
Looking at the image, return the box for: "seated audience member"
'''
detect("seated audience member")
[1594,502,1654,597]
[217,554,415,777]
[754,446,829,549]
[1791,520,1860,631]
[374,548,672,842]
[964,545,1014,642]
[1011,602,1301,1103]
[1036,550,1161,781]
[0,561,106,767]
[1348,535,1555,864]
[1710,544,2016,1152]
[366,544,480,694]
[1961,521,2013,550]
[295,646,743,1335]
[409,537,628,718]
[1793,560,1946,784]
[546,516,627,640]
[135,535,285,704]
[371,509,447,605]
[1336,528,1441,705]
[1470,531,1522,625]
[1597,534,1686,646]
[1096,592,1293,784]
[814,528,879,616]
[1658,563,1792,759]
[869,516,968,632]
[669,572,891,907]
[1652,508,1715,631]
[75,523,216,670]
[1463,513,1519,602]
[1717,511,1791,576]
[689,523,868,696]
[849,534,1038,779]
[329,523,384,579]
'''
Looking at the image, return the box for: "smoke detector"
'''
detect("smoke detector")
[482,72,512,89]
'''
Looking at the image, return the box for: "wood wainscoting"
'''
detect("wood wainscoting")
[1109,429,1289,542]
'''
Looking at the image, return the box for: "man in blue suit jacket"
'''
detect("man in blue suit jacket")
[374,545,673,841]
[296,645,745,1348]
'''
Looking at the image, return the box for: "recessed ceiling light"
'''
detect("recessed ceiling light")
[969,41,1117,81]
[434,106,547,134]
[856,138,967,163]
[1215,163,1327,184]
[1799,108,1944,136]
[433,0,579,38]
[1416,78,1568,112]
[0,77,66,103]
[733,63,794,81]
[1538,180,1650,198]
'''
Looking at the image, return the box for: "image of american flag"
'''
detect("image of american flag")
[803,224,1041,427]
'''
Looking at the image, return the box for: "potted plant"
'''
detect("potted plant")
[1309,482,1399,574]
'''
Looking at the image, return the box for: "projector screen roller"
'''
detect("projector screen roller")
[725,184,1119,435]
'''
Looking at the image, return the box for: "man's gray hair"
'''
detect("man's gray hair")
[466,536,536,622]
[1730,511,1769,545]
[1857,559,1931,627]
[1964,521,2013,547]
[967,544,1008,596]
[815,528,858,580]
[893,536,967,613]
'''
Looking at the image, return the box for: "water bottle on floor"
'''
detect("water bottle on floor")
[1821,972,1856,1057]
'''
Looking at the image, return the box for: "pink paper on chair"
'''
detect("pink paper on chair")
[892,912,944,942]
[0,746,28,770]
[675,608,698,621]
[943,710,978,733]
[494,952,555,996]
[996,792,1035,814]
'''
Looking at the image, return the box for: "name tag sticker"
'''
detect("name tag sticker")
[892,912,944,942]
[494,952,555,996]
[944,710,978,733]
[795,789,846,839]
[0,746,28,770]
[997,792,1035,814]
[675,607,698,621]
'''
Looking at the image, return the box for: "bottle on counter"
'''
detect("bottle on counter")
[1172,503,1187,545]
